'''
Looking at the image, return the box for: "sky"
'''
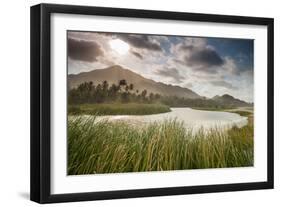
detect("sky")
[67,31,254,102]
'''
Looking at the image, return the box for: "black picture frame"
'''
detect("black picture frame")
[30,3,274,204]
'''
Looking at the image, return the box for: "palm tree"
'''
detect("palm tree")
[149,92,154,102]
[110,83,118,94]
[118,79,127,93]
[125,85,129,92]
[102,80,109,91]
[119,79,127,87]
[129,83,134,91]
[141,89,147,101]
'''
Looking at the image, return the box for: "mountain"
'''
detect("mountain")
[212,94,252,107]
[68,65,201,99]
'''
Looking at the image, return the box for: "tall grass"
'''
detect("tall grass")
[68,117,253,175]
[68,103,171,115]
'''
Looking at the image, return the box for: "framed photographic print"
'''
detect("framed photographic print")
[30,3,274,203]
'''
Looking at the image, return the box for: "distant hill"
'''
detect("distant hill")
[68,65,252,106]
[212,94,252,107]
[68,65,201,99]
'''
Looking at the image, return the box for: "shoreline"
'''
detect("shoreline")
[69,107,250,132]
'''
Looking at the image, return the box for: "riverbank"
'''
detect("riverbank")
[68,103,171,115]
[72,107,249,132]
[191,106,253,114]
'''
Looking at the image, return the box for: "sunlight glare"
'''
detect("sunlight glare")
[109,39,130,55]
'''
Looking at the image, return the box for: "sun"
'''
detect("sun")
[109,39,129,55]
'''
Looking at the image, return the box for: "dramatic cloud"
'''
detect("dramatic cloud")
[210,80,238,90]
[131,51,143,59]
[118,34,162,51]
[68,38,104,62]
[155,67,185,82]
[67,31,254,102]
[185,47,224,67]
[177,44,224,73]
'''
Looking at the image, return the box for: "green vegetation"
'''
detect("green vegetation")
[68,116,253,175]
[68,103,171,115]
[191,107,234,111]
[68,80,163,104]
[191,107,253,117]
[68,81,241,110]
[67,81,254,174]
[227,110,252,117]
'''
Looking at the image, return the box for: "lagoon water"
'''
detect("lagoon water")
[91,108,248,132]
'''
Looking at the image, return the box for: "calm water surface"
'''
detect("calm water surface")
[78,108,248,132]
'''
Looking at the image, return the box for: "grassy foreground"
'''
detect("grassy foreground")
[68,103,171,115]
[68,116,253,175]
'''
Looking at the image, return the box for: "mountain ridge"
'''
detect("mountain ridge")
[212,94,252,107]
[68,65,201,99]
[68,65,252,106]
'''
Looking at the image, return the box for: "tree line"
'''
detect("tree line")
[68,80,230,109]
[68,80,159,104]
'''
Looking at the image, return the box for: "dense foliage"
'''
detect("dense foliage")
[68,103,171,115]
[68,81,232,109]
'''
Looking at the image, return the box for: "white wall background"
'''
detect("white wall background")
[0,0,279,206]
